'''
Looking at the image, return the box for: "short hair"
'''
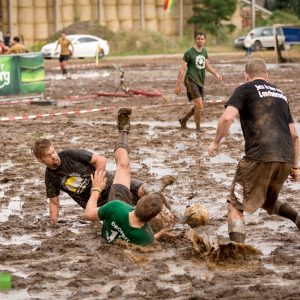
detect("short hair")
[194,32,206,39]
[32,139,53,159]
[134,193,163,223]
[245,58,267,78]
[13,36,20,43]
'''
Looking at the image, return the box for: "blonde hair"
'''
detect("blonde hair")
[245,58,267,78]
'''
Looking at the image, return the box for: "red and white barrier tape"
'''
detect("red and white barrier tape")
[0,99,226,122]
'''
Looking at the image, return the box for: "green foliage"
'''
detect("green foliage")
[109,30,179,56]
[256,10,300,27]
[188,0,237,40]
[265,0,300,19]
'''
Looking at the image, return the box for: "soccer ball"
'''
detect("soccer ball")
[184,204,209,227]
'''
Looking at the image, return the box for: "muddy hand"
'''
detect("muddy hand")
[154,228,176,240]
[91,170,107,191]
[208,142,219,156]
[290,168,299,181]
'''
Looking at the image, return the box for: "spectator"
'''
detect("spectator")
[7,36,28,54]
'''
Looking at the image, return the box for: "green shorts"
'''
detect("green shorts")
[228,159,292,214]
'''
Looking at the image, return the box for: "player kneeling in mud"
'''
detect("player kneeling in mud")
[84,108,174,245]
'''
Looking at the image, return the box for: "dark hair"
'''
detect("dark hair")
[194,32,206,39]
[134,193,163,222]
[32,139,53,159]
[13,36,20,43]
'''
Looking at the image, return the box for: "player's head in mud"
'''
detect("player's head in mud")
[32,139,61,170]
[194,32,206,48]
[244,58,268,81]
[134,193,163,222]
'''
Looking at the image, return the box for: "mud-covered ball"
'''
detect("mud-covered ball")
[184,204,209,227]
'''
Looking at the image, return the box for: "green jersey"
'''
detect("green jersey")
[98,200,154,246]
[183,47,208,87]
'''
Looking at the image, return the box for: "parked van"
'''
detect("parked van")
[244,26,285,51]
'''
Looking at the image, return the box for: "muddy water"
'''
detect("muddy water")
[0,54,300,299]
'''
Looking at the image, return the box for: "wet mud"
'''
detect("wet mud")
[0,53,300,299]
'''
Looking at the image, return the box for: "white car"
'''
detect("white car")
[41,34,109,59]
[244,27,285,51]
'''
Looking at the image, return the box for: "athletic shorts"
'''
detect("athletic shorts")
[184,77,204,102]
[59,55,70,63]
[227,159,293,214]
[107,178,144,206]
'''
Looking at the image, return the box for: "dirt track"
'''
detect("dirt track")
[1,52,300,299]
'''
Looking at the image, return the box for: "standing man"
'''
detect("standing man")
[55,32,74,79]
[175,32,223,132]
[208,58,299,243]
[84,108,173,245]
[244,32,254,58]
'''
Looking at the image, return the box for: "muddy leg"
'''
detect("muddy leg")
[227,203,245,243]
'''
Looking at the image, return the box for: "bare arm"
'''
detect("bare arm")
[49,196,60,225]
[55,40,59,52]
[91,153,106,172]
[84,170,107,221]
[206,59,223,80]
[70,42,74,56]
[175,61,187,95]
[208,106,239,156]
[289,123,299,181]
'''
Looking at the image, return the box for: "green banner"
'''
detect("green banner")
[0,53,45,96]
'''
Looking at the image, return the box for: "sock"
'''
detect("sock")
[273,200,298,223]
[228,219,246,243]
[114,131,130,153]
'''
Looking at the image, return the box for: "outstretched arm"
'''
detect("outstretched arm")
[154,228,176,240]
[208,106,239,156]
[49,196,60,225]
[289,123,299,181]
[84,170,107,221]
[175,61,187,95]
[206,59,223,80]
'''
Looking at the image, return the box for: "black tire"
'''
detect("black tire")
[253,40,262,51]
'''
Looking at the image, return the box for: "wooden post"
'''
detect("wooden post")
[97,0,102,25]
[179,0,183,38]
[140,0,145,30]
[54,0,60,33]
[8,0,13,36]
[251,0,255,28]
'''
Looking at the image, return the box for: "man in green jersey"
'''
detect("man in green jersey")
[84,108,173,245]
[175,32,223,131]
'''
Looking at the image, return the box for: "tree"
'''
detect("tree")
[265,0,300,19]
[188,0,237,39]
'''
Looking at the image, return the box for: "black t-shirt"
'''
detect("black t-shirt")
[45,149,113,208]
[226,79,294,162]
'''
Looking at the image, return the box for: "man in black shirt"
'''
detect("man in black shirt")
[32,138,174,225]
[208,58,299,243]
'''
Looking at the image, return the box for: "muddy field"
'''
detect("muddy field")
[1,52,300,299]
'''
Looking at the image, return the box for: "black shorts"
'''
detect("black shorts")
[184,77,204,102]
[98,178,144,206]
[59,55,70,63]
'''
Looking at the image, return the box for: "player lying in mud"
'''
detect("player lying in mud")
[84,108,174,245]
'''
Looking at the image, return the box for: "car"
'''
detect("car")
[233,35,246,48]
[41,34,109,59]
[244,26,285,51]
